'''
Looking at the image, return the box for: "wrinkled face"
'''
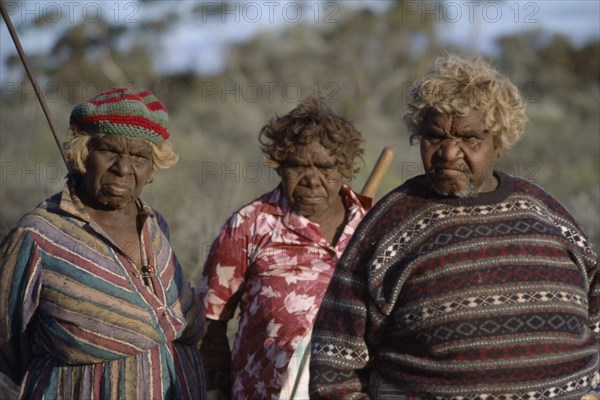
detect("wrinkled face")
[80,136,154,210]
[420,110,501,197]
[280,140,343,221]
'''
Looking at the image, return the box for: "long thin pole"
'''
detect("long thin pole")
[0,0,68,166]
[361,146,394,200]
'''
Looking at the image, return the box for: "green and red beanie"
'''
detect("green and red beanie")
[69,87,170,143]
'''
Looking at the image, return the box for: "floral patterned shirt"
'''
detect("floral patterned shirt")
[198,184,370,399]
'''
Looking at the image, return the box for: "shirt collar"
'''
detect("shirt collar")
[272,183,368,236]
[263,183,368,216]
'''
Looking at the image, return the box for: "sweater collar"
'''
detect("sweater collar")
[406,170,514,207]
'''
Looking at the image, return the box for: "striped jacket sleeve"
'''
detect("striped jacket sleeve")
[0,226,43,384]
[154,213,206,345]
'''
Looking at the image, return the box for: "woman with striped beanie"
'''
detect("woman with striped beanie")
[0,87,207,399]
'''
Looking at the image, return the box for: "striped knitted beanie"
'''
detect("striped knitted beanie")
[69,87,170,143]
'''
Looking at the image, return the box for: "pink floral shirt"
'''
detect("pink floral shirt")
[198,184,370,399]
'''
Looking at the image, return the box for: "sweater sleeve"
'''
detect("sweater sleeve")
[0,226,43,384]
[588,253,600,394]
[518,179,600,394]
[309,241,373,398]
[309,202,395,399]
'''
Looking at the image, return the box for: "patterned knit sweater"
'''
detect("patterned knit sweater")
[309,172,599,399]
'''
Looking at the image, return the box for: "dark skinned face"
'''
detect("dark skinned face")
[79,136,154,210]
[420,110,502,197]
[279,140,344,222]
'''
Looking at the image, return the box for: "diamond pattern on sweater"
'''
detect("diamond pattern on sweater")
[312,343,369,363]
[370,200,566,272]
[418,313,582,342]
[592,320,600,334]
[403,291,585,324]
[431,375,592,400]
[560,225,590,250]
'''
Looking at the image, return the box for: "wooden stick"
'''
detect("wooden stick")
[0,0,67,166]
[361,146,394,199]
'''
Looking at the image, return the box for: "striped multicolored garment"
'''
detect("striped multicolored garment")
[0,181,207,399]
[310,172,600,399]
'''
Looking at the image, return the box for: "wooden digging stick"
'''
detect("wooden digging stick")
[361,146,394,200]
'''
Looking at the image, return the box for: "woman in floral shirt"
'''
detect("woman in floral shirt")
[198,97,371,400]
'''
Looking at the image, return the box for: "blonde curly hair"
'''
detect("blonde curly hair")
[64,127,179,175]
[402,54,527,150]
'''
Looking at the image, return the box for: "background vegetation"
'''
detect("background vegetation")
[1,1,598,397]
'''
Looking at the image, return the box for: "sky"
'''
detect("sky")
[143,0,600,74]
[1,0,599,78]
[439,0,600,51]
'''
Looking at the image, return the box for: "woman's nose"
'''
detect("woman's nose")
[113,155,134,175]
[300,166,320,187]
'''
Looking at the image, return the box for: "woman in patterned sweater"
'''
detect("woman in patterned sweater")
[309,55,599,399]
[0,87,207,399]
